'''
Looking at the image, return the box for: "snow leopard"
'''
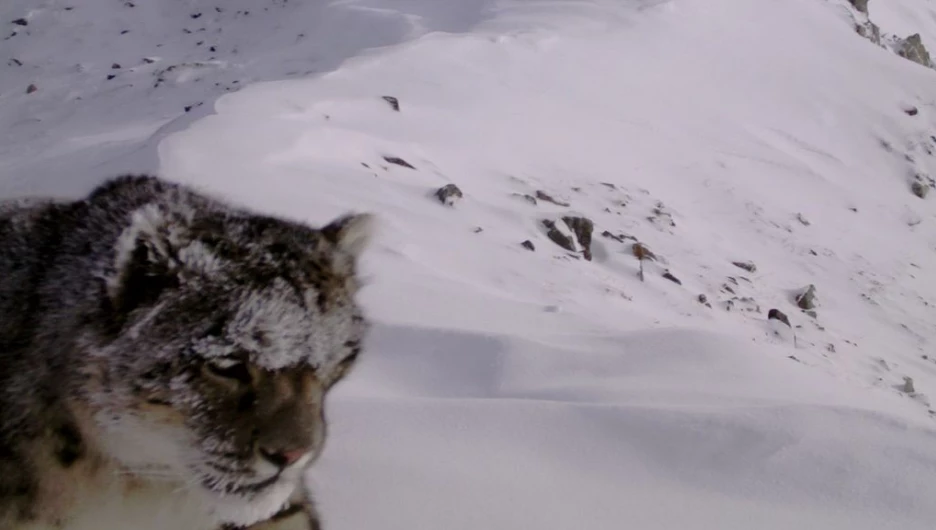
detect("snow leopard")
[0,175,374,530]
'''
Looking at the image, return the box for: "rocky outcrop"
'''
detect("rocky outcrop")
[796,284,818,311]
[898,34,931,67]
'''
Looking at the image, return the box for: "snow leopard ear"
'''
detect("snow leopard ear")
[320,213,375,259]
[104,205,184,316]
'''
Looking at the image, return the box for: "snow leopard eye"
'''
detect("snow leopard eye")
[203,357,252,385]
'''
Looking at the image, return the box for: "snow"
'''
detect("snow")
[4,0,936,528]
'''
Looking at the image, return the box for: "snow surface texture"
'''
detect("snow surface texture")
[4,0,936,528]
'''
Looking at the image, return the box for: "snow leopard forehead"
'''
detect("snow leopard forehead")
[186,276,364,371]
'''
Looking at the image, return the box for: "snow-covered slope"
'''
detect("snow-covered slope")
[4,0,936,528]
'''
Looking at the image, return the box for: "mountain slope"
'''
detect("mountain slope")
[5,0,936,528]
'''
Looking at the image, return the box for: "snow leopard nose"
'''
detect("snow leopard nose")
[259,446,309,469]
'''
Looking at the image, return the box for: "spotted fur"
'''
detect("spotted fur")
[0,175,373,530]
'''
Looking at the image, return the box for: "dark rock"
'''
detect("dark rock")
[106,74,116,80]
[796,284,818,310]
[898,34,931,67]
[849,0,868,14]
[383,156,415,169]
[536,190,570,207]
[12,18,28,26]
[382,96,400,111]
[25,83,37,94]
[512,193,537,205]
[8,58,22,66]
[662,271,682,285]
[120,30,130,35]
[521,240,535,251]
[732,261,757,273]
[768,308,791,328]
[473,227,483,233]
[902,376,915,394]
[796,213,811,226]
[143,57,156,64]
[697,294,710,307]
[112,63,122,69]
[601,230,635,243]
[191,12,202,19]
[804,310,818,318]
[435,184,463,206]
[904,106,919,116]
[600,182,617,190]
[542,220,575,252]
[911,179,929,199]
[562,216,594,261]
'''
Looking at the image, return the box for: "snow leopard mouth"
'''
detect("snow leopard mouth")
[201,471,282,496]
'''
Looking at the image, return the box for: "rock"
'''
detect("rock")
[25,84,37,94]
[796,284,818,310]
[856,21,881,45]
[796,213,811,226]
[562,216,594,261]
[383,156,415,169]
[11,18,28,26]
[473,227,483,234]
[804,309,818,319]
[662,271,682,285]
[535,190,570,207]
[106,74,117,80]
[697,294,711,307]
[601,230,635,243]
[849,0,869,14]
[542,220,575,252]
[8,58,22,67]
[512,193,537,205]
[902,376,915,394]
[767,308,791,328]
[521,240,535,251]
[904,106,919,116]
[898,34,931,67]
[382,96,400,112]
[911,179,929,199]
[112,63,122,69]
[435,184,463,206]
[732,260,757,273]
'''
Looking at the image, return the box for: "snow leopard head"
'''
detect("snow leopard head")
[77,184,373,526]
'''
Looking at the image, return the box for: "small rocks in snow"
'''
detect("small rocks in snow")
[521,240,535,251]
[698,294,711,308]
[25,84,37,94]
[600,182,617,190]
[601,230,635,243]
[902,376,916,394]
[512,193,537,205]
[562,216,594,261]
[904,106,919,116]
[120,30,130,35]
[382,96,400,112]
[796,284,818,310]
[106,74,116,80]
[804,309,818,319]
[795,213,811,226]
[435,184,463,206]
[473,227,483,234]
[535,190,570,207]
[856,21,881,45]
[898,34,932,67]
[732,260,757,273]
[11,18,28,27]
[8,58,22,67]
[768,308,792,328]
[112,63,122,69]
[383,156,415,169]
[662,271,682,285]
[143,57,158,64]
